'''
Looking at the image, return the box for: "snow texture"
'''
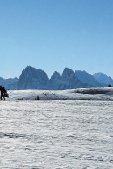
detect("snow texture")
[0,88,113,168]
[7,87,113,101]
[0,99,113,168]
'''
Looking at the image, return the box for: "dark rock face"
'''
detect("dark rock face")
[1,66,113,90]
[93,73,113,86]
[49,71,62,89]
[51,71,61,81]
[17,67,106,90]
[61,68,83,89]
[75,70,102,87]
[18,67,85,90]
[18,66,49,89]
[49,68,84,89]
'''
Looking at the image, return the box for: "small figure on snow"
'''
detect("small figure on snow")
[108,84,112,87]
[0,86,9,100]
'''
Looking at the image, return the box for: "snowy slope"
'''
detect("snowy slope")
[7,87,113,101]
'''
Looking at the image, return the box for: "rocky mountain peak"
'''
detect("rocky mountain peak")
[51,71,61,80]
[62,68,75,79]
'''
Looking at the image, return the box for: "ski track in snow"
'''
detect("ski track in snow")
[0,100,113,169]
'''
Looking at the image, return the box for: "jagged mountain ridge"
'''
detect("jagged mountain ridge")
[0,66,113,89]
[94,72,113,86]
[17,66,113,89]
[18,66,89,89]
[49,68,84,90]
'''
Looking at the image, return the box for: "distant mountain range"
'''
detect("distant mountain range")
[0,77,18,90]
[0,66,113,90]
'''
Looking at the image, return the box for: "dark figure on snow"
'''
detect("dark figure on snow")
[108,84,112,87]
[0,86,9,100]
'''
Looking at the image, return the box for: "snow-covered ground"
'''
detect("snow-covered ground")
[0,88,113,168]
[0,99,113,169]
[7,87,113,101]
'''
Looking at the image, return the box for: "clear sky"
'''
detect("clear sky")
[0,0,113,78]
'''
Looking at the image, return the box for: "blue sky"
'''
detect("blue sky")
[0,0,113,78]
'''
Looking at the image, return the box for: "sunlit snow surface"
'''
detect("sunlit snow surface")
[7,87,113,101]
[0,89,113,168]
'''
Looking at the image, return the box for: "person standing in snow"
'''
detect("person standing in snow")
[0,86,9,100]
